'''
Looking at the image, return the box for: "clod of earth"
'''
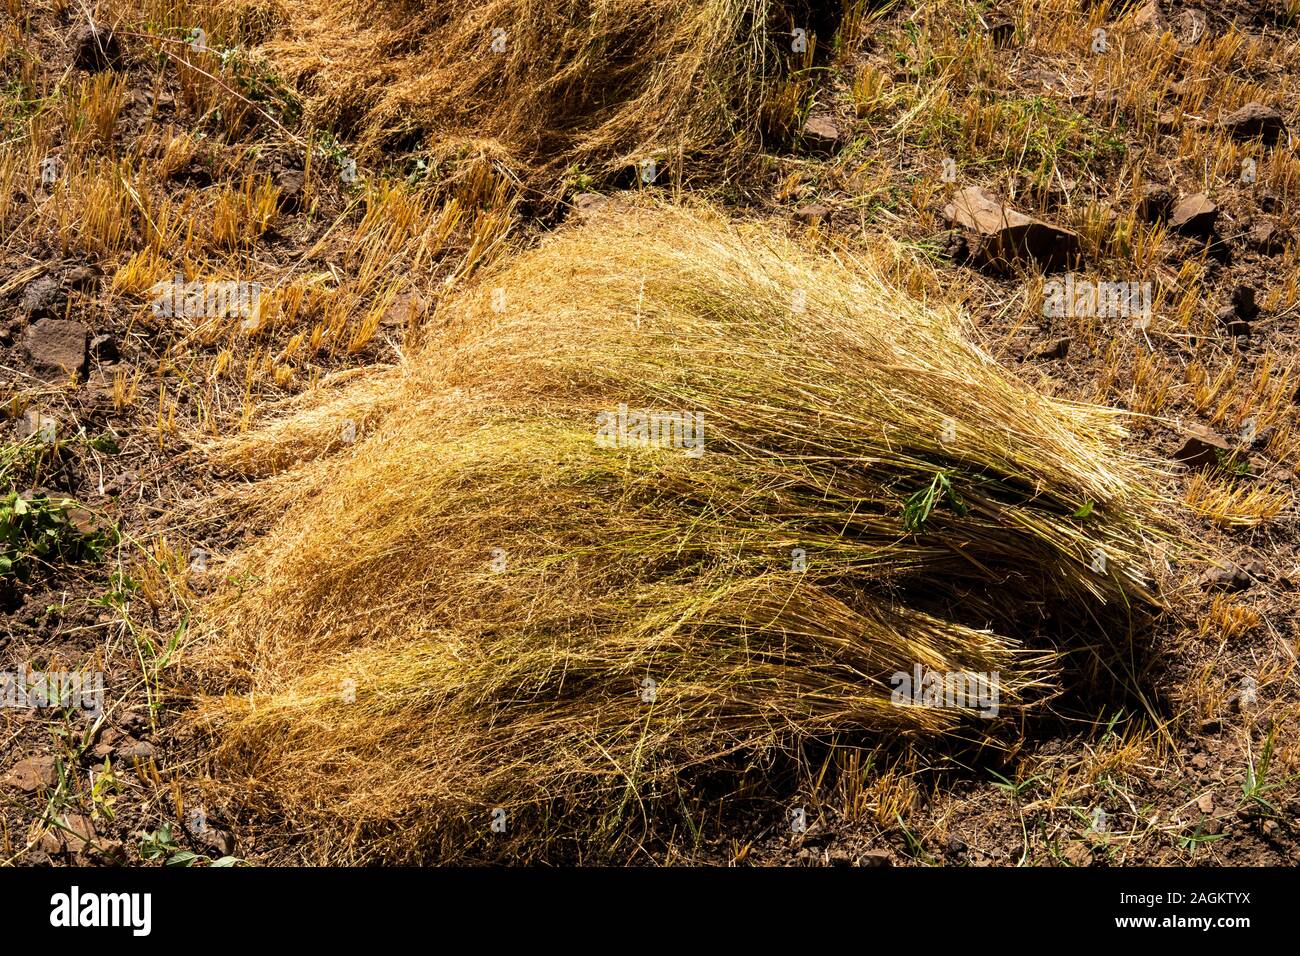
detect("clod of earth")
[801,116,844,156]
[3,755,57,793]
[71,23,122,73]
[1247,220,1289,254]
[1136,183,1174,223]
[24,319,90,381]
[18,276,60,317]
[275,168,306,212]
[1029,337,1073,361]
[982,15,1015,47]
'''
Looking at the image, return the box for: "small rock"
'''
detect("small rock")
[19,276,60,317]
[24,319,89,380]
[946,835,967,855]
[71,23,123,72]
[1196,793,1214,814]
[1169,192,1218,237]
[1220,103,1286,147]
[1200,717,1223,733]
[59,813,96,854]
[381,292,427,329]
[14,409,56,442]
[63,265,100,291]
[66,507,104,538]
[1132,0,1166,31]
[193,823,235,857]
[1247,220,1289,254]
[276,168,305,212]
[1173,424,1232,469]
[1262,819,1279,836]
[1136,183,1174,222]
[983,14,1015,47]
[3,756,57,793]
[1215,306,1250,338]
[826,848,854,867]
[801,116,844,156]
[1173,9,1208,45]
[1231,285,1258,321]
[572,192,612,222]
[1191,754,1208,770]
[1030,337,1072,361]
[792,203,832,227]
[1062,842,1093,867]
[856,849,892,867]
[116,739,156,761]
[1198,560,1262,593]
[943,186,1081,273]
[89,333,118,362]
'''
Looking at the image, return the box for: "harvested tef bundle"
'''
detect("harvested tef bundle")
[191,205,1168,862]
[233,0,788,178]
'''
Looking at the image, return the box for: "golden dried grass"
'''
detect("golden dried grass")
[186,203,1173,862]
